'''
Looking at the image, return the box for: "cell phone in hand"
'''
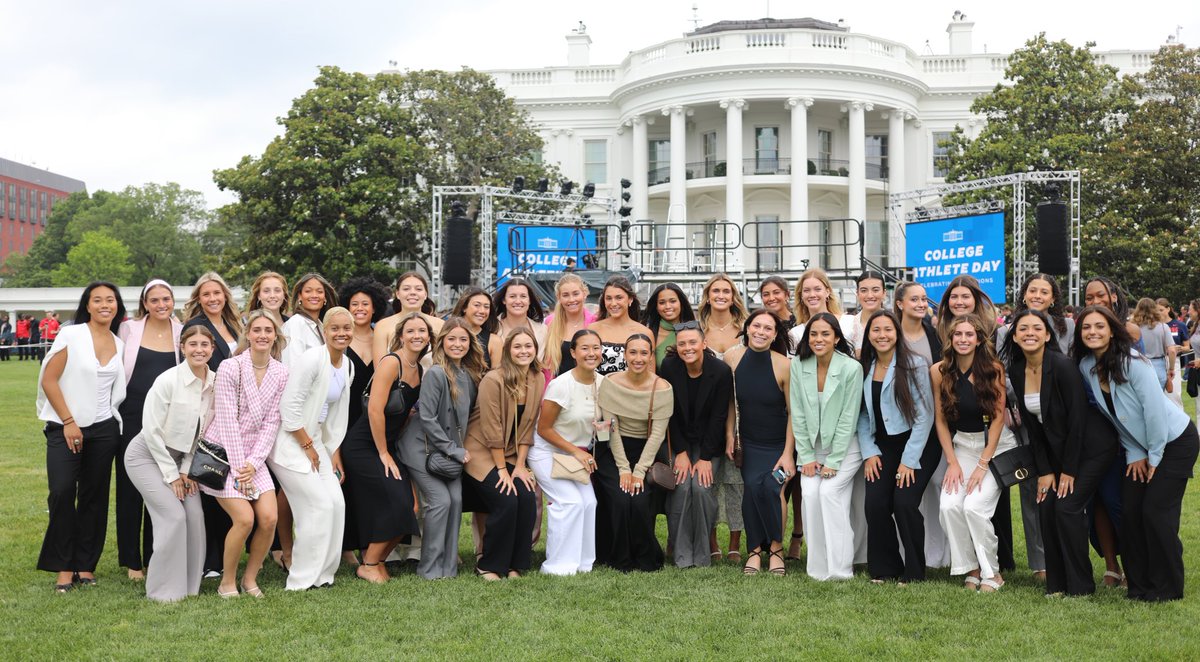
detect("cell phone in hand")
[772,467,789,484]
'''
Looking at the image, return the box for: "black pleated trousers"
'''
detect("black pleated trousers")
[593,437,664,572]
[1121,424,1198,602]
[38,418,121,573]
[467,465,537,574]
[865,432,942,582]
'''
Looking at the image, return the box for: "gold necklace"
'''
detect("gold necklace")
[253,361,269,369]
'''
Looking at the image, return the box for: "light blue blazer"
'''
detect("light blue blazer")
[1078,352,1191,467]
[789,351,864,471]
[857,354,934,469]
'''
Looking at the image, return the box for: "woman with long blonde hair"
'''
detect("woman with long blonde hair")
[697,273,748,359]
[544,273,596,375]
[182,272,243,373]
[245,272,290,323]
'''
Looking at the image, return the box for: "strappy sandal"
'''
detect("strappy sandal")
[768,549,787,577]
[239,582,264,598]
[742,551,762,576]
[1103,570,1126,588]
[217,586,240,599]
[786,533,804,561]
[963,575,981,591]
[54,582,74,594]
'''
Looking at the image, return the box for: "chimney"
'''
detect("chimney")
[567,22,591,66]
[946,12,974,54]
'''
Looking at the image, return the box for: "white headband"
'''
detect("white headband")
[142,278,172,298]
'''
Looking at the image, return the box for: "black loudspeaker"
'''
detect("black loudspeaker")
[1036,201,1070,275]
[443,215,473,285]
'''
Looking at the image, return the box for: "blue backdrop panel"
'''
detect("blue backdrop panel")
[905,211,1006,304]
[497,223,597,284]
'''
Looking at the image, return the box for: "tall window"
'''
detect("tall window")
[18,187,25,222]
[755,127,779,174]
[817,129,833,172]
[583,140,607,184]
[755,215,781,271]
[866,135,888,180]
[703,131,718,177]
[649,139,671,185]
[932,131,953,178]
[525,148,544,165]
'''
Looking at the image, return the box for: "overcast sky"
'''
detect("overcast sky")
[2,0,1194,208]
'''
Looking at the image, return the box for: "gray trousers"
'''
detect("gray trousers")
[1018,478,1046,571]
[667,457,720,568]
[405,462,462,579]
[124,436,204,602]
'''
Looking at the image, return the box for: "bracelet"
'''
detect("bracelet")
[977,461,989,470]
[62,417,74,425]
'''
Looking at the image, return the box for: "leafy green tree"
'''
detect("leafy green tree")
[50,232,134,287]
[211,66,557,287]
[942,34,1133,298]
[3,185,208,287]
[1087,45,1200,304]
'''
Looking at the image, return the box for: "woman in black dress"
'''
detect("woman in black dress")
[340,313,430,583]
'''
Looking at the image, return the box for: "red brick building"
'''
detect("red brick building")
[1,157,87,261]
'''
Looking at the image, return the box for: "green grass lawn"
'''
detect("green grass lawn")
[1,359,1198,660]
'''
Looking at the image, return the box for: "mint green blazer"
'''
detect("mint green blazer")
[788,351,864,470]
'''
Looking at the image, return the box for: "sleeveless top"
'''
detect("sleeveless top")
[735,347,787,447]
[478,328,494,369]
[556,340,576,376]
[953,368,986,433]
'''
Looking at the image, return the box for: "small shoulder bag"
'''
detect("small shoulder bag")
[644,378,676,491]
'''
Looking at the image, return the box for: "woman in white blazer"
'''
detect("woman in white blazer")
[115,278,184,579]
[36,282,127,593]
[268,307,354,590]
[123,325,215,602]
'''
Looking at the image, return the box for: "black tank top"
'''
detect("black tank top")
[735,347,787,447]
[954,368,986,433]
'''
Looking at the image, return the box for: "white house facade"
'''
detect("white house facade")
[484,16,1155,284]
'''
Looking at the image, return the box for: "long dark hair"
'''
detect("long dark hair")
[1015,273,1068,337]
[597,275,641,321]
[937,313,1003,424]
[493,278,546,323]
[858,310,922,425]
[796,311,854,361]
[1072,305,1136,385]
[642,283,696,337]
[936,275,997,343]
[1000,309,1061,366]
[290,272,337,321]
[740,308,792,356]
[1084,276,1131,322]
[74,281,126,334]
[451,287,499,334]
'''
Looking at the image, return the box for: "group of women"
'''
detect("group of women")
[35,267,1197,603]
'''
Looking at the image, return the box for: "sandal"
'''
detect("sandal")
[54,582,74,594]
[980,578,1005,593]
[239,582,264,599]
[1103,570,1126,588]
[870,578,886,585]
[727,550,742,563]
[356,562,388,585]
[1032,570,1047,583]
[742,551,762,576]
[217,586,240,599]
[963,575,981,591]
[768,549,787,577]
[474,567,503,582]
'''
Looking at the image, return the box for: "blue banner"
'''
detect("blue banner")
[905,211,1006,304]
[496,223,598,284]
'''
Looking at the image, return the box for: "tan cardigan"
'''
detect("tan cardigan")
[597,377,674,479]
[463,369,545,482]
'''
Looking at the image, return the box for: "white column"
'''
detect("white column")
[556,129,574,175]
[886,110,908,267]
[721,98,746,270]
[787,97,813,270]
[845,101,871,271]
[631,116,649,220]
[663,105,689,270]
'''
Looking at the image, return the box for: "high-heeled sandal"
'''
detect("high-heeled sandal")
[768,549,787,576]
[742,551,762,576]
[239,582,264,598]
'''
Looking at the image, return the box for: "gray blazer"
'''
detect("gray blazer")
[398,364,476,469]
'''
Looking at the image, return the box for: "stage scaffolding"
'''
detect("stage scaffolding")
[886,171,1082,305]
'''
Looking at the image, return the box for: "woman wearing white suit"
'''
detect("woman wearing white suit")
[268,307,354,590]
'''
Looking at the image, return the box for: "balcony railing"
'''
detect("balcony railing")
[648,158,888,184]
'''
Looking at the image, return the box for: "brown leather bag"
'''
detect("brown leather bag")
[643,378,676,491]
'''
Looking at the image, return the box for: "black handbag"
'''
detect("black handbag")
[362,352,413,415]
[988,383,1035,488]
[188,438,230,491]
[424,391,464,482]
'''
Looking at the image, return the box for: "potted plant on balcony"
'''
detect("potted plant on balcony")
[714,161,726,177]
[808,160,816,175]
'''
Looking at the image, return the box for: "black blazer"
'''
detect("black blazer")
[661,352,733,461]
[1008,349,1087,476]
[182,315,238,372]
